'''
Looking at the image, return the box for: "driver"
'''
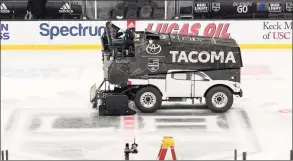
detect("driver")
[106,21,125,39]
[105,22,134,52]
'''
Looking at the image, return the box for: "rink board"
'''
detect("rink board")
[1,20,292,50]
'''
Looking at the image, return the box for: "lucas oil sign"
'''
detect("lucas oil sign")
[142,22,231,38]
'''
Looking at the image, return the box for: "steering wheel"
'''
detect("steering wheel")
[123,29,129,41]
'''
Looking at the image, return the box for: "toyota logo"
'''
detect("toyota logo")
[146,44,161,55]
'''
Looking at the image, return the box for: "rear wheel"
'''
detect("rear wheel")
[134,86,162,113]
[205,86,233,113]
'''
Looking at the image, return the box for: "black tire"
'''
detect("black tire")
[139,5,152,18]
[205,86,233,113]
[134,86,162,113]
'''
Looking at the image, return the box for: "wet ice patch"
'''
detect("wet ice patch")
[2,68,83,80]
[56,91,80,97]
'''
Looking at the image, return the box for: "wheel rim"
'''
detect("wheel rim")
[211,92,228,108]
[140,92,156,108]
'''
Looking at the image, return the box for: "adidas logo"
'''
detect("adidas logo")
[128,22,135,28]
[0,3,10,13]
[59,3,73,13]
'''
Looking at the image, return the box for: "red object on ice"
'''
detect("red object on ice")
[157,137,177,160]
[123,116,135,130]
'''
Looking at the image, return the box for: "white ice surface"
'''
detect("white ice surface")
[1,49,292,160]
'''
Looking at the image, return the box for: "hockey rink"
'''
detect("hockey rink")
[1,49,292,160]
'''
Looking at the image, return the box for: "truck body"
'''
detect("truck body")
[90,22,243,116]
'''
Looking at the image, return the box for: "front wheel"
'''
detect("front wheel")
[134,86,162,113]
[205,86,234,113]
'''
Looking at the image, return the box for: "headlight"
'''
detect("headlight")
[233,82,240,88]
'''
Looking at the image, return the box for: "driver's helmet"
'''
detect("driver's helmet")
[106,21,112,29]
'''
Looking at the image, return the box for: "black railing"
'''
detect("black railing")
[0,150,8,160]
[0,0,292,20]
[1,149,292,160]
[234,149,247,160]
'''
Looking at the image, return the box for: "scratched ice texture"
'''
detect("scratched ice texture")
[1,49,292,160]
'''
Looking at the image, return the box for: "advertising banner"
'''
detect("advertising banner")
[0,20,291,50]
[135,20,292,48]
[1,21,126,50]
